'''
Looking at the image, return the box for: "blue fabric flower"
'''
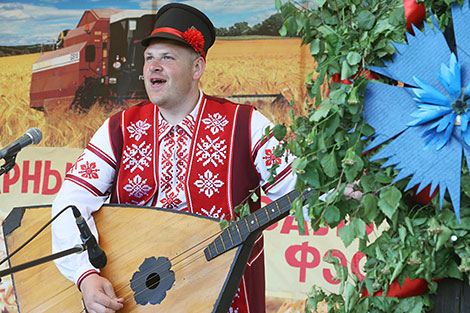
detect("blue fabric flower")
[363,1,470,221]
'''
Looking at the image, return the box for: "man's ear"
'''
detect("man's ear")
[193,56,206,80]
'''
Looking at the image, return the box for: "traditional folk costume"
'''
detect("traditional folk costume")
[52,91,296,312]
[53,3,296,312]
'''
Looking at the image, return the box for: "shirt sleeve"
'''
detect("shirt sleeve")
[250,109,297,201]
[51,118,117,286]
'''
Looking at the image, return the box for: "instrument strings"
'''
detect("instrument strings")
[72,228,222,313]
[114,228,223,302]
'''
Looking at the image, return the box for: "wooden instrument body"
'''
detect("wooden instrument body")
[3,204,250,313]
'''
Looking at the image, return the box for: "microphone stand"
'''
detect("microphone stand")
[0,154,17,176]
[0,244,86,279]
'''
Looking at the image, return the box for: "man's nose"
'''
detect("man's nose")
[148,60,162,71]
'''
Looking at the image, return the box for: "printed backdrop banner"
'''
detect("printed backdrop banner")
[0,147,372,312]
[0,1,332,312]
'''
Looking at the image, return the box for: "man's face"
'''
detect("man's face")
[143,39,199,109]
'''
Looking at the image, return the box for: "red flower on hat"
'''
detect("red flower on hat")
[182,27,205,55]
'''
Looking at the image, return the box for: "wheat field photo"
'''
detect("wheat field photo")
[0,38,317,148]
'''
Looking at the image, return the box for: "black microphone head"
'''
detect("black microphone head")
[90,247,107,269]
[26,128,42,145]
[70,205,81,218]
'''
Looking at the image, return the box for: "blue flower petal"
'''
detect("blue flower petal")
[363,83,416,151]
[430,112,455,133]
[436,54,461,99]
[369,125,463,221]
[363,2,470,222]
[412,76,452,105]
[465,80,470,97]
[435,119,455,150]
[452,0,470,84]
[369,21,451,93]
[461,113,469,132]
[462,124,470,146]
[407,105,453,126]
[423,131,440,150]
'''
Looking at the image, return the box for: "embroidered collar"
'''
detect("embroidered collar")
[158,90,203,141]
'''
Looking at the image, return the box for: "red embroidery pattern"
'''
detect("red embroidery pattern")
[70,152,85,173]
[160,191,182,209]
[158,115,194,209]
[79,161,100,179]
[263,148,282,166]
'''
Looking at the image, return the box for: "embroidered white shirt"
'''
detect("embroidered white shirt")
[51,91,296,287]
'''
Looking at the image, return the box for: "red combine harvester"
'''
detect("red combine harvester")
[30,9,155,113]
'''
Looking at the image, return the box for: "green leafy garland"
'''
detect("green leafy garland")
[274,0,470,312]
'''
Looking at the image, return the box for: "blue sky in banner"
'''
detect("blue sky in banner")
[0,0,278,45]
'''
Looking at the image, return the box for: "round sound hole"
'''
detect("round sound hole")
[130,256,175,305]
[146,273,161,290]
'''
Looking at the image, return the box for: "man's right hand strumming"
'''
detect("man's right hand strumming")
[80,274,124,313]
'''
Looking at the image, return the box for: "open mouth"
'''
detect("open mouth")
[150,78,167,87]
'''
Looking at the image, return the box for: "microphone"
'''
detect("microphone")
[0,128,42,159]
[71,206,107,269]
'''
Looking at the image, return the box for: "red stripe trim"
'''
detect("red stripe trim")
[151,27,184,37]
[77,269,99,291]
[65,174,106,197]
[87,143,117,169]
[247,234,264,266]
[263,164,293,192]
[150,27,206,58]
[252,130,273,161]
[227,105,240,219]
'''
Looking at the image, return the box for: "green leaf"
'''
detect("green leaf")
[310,39,321,55]
[341,59,354,80]
[292,157,308,174]
[311,100,332,122]
[361,123,375,137]
[338,218,366,247]
[345,282,357,312]
[390,260,405,282]
[362,193,378,221]
[398,225,407,244]
[264,125,271,139]
[272,124,287,141]
[343,148,364,182]
[357,10,376,30]
[314,0,327,8]
[293,197,306,235]
[375,246,385,262]
[320,151,338,178]
[323,112,340,138]
[275,0,282,11]
[436,225,452,250]
[360,175,376,193]
[219,219,230,230]
[299,162,321,188]
[378,186,402,219]
[347,51,362,66]
[405,216,415,236]
[390,6,406,26]
[375,172,394,184]
[279,24,287,37]
[324,205,341,226]
[288,140,303,156]
[318,25,336,36]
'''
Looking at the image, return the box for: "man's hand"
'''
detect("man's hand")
[81,274,124,313]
